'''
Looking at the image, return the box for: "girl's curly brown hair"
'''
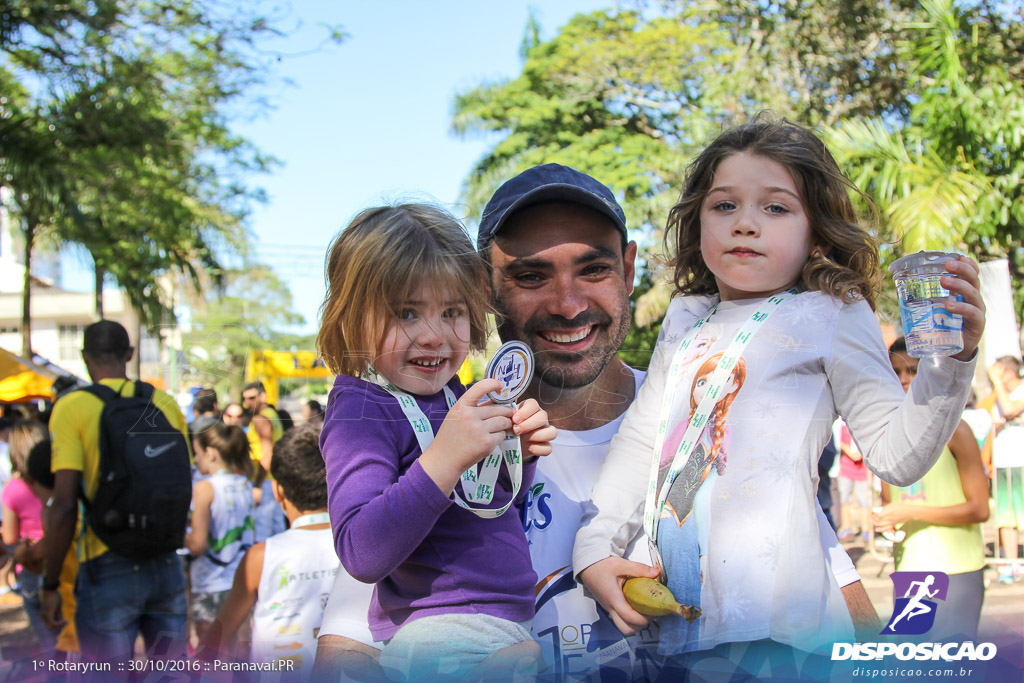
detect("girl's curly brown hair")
[665,116,881,309]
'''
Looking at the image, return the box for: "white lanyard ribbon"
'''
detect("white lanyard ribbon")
[643,291,794,546]
[291,512,331,529]
[366,370,522,519]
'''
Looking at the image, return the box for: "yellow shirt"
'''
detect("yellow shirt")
[246,406,284,468]
[891,445,985,574]
[49,378,189,561]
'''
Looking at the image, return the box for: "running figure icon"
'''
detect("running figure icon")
[886,574,939,632]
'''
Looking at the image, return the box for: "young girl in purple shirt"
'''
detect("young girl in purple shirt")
[316,204,556,680]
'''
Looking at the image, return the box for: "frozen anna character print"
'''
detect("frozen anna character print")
[653,350,747,650]
[658,351,747,527]
[673,322,722,370]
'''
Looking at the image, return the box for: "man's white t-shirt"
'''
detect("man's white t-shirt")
[522,368,664,681]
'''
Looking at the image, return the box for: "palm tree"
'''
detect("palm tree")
[826,0,1017,259]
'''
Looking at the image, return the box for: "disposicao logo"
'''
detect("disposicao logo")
[831,570,997,663]
[883,571,948,635]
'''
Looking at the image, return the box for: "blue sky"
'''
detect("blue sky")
[235,1,608,336]
[214,1,610,337]
[58,1,608,337]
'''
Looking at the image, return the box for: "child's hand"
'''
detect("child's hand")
[578,557,662,636]
[421,379,515,496]
[12,539,43,574]
[511,398,557,459]
[872,503,909,533]
[942,256,985,362]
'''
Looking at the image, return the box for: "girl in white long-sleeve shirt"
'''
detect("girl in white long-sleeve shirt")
[573,117,986,664]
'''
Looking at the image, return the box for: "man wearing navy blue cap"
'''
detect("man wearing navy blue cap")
[480,164,637,409]
[480,164,656,679]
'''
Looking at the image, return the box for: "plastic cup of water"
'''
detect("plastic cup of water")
[888,251,964,358]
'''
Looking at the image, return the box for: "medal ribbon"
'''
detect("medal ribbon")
[366,369,522,519]
[643,291,794,546]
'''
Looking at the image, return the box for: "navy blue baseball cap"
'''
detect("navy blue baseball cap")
[477,163,627,251]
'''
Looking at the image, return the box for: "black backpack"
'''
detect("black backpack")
[80,381,193,559]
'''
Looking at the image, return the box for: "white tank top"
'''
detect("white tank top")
[251,518,339,678]
[190,471,254,593]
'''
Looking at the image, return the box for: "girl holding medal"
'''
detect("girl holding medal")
[573,117,986,667]
[316,204,556,680]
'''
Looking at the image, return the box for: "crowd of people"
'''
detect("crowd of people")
[0,332,329,676]
[0,115,1018,683]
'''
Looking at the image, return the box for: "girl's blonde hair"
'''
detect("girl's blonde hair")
[316,204,491,377]
[195,423,252,479]
[665,116,882,309]
[8,420,47,476]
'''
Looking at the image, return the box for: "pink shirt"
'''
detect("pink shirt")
[837,422,867,482]
[1,476,44,541]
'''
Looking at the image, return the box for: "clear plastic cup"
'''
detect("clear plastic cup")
[888,251,964,358]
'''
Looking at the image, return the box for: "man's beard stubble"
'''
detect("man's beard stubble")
[494,300,632,392]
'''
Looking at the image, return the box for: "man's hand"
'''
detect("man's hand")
[467,640,543,680]
[41,587,66,631]
[578,556,662,636]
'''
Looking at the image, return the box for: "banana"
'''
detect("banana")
[622,577,702,623]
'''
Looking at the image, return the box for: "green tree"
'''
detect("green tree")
[826,0,1024,315]
[0,68,80,355]
[182,266,304,399]
[454,1,1024,330]
[619,268,663,370]
[1,1,342,352]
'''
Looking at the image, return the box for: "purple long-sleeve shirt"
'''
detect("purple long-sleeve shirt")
[320,374,537,641]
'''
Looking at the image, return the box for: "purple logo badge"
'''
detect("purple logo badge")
[882,571,949,635]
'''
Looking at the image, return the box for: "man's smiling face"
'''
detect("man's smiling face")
[489,202,635,391]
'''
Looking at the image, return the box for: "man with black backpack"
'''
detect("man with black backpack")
[41,320,192,665]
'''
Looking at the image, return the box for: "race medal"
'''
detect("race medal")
[484,341,533,404]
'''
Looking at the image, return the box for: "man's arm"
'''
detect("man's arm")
[253,415,274,473]
[816,499,880,638]
[40,469,81,630]
[842,581,881,640]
